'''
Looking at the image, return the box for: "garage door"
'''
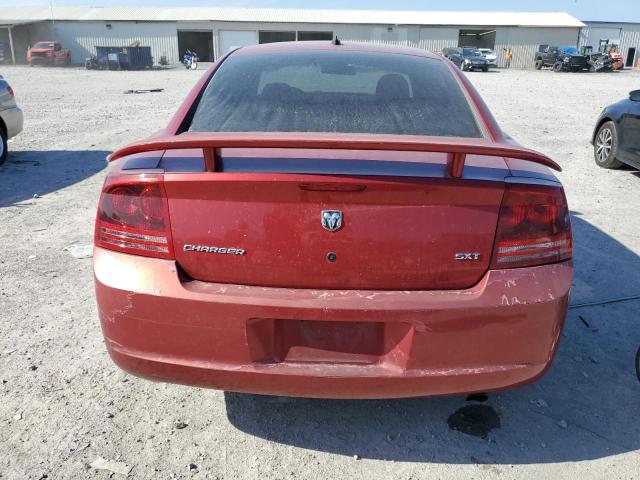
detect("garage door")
[219,30,258,55]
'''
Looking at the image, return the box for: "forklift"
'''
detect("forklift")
[598,39,624,69]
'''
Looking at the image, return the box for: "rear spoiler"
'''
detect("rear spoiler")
[108,132,561,177]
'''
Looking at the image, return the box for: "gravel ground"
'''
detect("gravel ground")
[0,65,639,480]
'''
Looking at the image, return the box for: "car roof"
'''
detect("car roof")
[233,41,441,59]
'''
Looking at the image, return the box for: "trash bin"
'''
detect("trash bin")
[95,46,153,70]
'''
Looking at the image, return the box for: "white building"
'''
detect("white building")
[0,6,585,68]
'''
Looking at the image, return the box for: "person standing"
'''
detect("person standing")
[504,48,513,69]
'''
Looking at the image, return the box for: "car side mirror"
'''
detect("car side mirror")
[630,90,640,102]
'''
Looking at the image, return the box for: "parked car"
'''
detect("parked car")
[478,48,498,67]
[580,44,624,71]
[442,47,490,71]
[585,52,615,72]
[27,41,71,67]
[535,45,589,72]
[592,90,640,169]
[95,41,572,399]
[0,75,23,166]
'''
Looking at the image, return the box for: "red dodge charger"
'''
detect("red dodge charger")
[94,41,572,399]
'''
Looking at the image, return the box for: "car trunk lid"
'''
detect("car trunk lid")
[110,133,561,290]
[163,149,505,290]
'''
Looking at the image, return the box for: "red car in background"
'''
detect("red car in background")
[27,41,71,67]
[94,41,572,399]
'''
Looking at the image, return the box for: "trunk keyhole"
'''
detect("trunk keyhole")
[327,252,337,263]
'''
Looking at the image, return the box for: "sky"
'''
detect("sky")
[0,0,638,23]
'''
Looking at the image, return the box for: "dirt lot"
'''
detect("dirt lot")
[1,64,639,480]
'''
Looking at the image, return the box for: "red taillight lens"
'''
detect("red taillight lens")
[7,86,14,97]
[491,183,572,269]
[95,174,174,259]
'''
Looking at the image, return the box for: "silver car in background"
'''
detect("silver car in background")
[479,48,498,68]
[0,75,24,165]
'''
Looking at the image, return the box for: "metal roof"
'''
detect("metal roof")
[0,6,585,28]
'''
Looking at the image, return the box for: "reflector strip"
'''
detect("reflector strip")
[99,236,169,253]
[496,249,570,264]
[498,239,570,255]
[100,227,167,244]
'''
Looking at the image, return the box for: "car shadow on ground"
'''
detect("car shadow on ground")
[224,212,640,464]
[0,150,107,207]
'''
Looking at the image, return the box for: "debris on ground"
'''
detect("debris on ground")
[13,412,22,421]
[89,457,132,476]
[123,88,164,94]
[64,244,93,259]
[175,420,189,430]
[529,399,548,408]
[557,420,568,429]
[71,443,91,455]
[188,463,198,472]
[578,315,590,327]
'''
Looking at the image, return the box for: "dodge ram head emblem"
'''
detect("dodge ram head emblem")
[321,210,343,232]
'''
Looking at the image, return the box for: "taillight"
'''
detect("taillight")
[491,183,572,269]
[95,174,174,259]
[7,86,14,97]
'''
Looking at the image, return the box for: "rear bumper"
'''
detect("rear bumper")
[0,107,23,139]
[95,247,572,399]
[28,56,53,63]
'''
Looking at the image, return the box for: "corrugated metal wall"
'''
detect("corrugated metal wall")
[580,23,640,68]
[494,27,580,69]
[418,27,459,52]
[621,27,640,66]
[51,21,179,64]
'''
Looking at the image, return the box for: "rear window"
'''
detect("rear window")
[189,51,483,138]
[462,48,482,57]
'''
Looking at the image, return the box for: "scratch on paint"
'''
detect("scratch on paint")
[110,293,135,322]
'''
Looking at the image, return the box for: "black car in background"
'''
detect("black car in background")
[442,47,489,72]
[535,45,590,72]
[592,90,640,169]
